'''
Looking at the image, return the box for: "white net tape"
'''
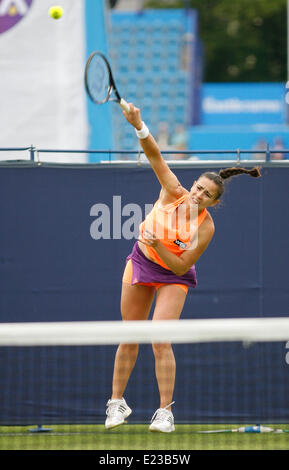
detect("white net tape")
[0,317,289,346]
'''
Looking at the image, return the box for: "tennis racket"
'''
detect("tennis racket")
[84,51,130,113]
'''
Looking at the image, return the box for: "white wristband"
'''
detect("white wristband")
[135,121,149,139]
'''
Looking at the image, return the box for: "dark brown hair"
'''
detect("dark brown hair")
[201,166,261,199]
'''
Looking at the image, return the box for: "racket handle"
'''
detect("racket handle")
[119,98,130,113]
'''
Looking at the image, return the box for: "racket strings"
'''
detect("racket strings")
[87,55,111,103]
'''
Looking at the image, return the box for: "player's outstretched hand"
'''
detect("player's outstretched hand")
[123,103,143,130]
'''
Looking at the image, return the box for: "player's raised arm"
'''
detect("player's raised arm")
[123,104,185,199]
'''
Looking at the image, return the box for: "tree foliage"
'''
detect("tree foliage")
[145,0,287,82]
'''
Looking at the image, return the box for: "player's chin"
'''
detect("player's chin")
[189,198,199,209]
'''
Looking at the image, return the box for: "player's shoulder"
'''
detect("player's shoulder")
[201,210,215,236]
[159,185,188,205]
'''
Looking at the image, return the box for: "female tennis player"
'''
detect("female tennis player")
[105,104,261,432]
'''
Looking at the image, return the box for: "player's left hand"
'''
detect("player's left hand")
[138,230,159,248]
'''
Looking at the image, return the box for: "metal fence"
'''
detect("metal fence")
[0,145,288,164]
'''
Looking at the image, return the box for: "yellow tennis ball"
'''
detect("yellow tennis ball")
[49,6,63,19]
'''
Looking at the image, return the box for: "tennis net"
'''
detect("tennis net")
[0,317,289,452]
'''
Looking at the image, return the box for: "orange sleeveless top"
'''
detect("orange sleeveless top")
[139,194,207,270]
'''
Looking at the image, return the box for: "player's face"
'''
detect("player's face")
[189,176,220,210]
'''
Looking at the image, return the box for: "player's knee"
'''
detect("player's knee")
[119,343,139,356]
[152,343,171,358]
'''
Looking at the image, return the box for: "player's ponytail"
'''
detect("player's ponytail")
[219,166,261,180]
[201,166,261,199]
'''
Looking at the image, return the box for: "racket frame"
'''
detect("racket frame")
[85,51,130,112]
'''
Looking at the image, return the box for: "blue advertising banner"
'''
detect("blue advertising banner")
[201,83,286,125]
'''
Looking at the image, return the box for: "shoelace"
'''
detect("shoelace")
[151,401,175,423]
[106,400,126,417]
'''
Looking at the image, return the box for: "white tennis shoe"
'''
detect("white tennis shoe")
[105,397,132,429]
[149,401,175,433]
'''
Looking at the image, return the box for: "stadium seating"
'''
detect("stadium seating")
[108,9,200,154]
[107,9,288,161]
